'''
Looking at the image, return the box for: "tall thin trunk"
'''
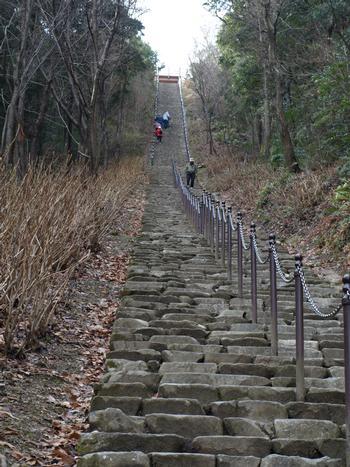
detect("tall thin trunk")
[263,1,300,172]
[261,63,271,159]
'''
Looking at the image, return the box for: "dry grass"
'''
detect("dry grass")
[0,158,145,354]
[203,153,276,216]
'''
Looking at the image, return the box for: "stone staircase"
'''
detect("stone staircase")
[77,83,346,466]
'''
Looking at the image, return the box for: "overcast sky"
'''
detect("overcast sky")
[138,0,220,76]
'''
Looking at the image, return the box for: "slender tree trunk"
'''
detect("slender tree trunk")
[275,73,299,172]
[261,63,271,159]
[263,1,300,172]
[30,81,51,163]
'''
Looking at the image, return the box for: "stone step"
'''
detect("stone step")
[79,82,345,466]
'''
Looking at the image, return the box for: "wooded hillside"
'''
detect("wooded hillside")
[0,0,155,173]
[191,0,350,172]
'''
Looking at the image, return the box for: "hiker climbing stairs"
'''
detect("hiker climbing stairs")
[77,80,346,466]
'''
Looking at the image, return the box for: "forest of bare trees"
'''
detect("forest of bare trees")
[0,0,156,173]
[0,1,155,354]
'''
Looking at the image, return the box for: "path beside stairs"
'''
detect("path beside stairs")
[77,82,346,466]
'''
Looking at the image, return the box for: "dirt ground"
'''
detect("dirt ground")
[0,192,145,466]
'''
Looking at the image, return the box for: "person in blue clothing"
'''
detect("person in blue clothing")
[163,111,171,129]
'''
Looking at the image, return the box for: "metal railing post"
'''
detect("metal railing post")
[227,207,233,282]
[269,234,278,356]
[196,196,201,233]
[200,199,204,235]
[207,193,212,244]
[210,196,215,250]
[250,223,258,324]
[203,191,207,239]
[221,202,226,267]
[295,254,305,402]
[215,201,220,260]
[237,212,243,299]
[342,274,350,467]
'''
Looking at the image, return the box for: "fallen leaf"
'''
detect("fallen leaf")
[52,447,75,466]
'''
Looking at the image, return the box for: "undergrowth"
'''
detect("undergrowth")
[202,152,349,269]
[0,158,145,355]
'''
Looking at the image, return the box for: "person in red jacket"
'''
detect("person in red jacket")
[155,126,163,143]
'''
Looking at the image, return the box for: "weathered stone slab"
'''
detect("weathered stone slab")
[286,402,345,425]
[272,365,327,378]
[306,388,345,404]
[218,363,273,378]
[227,346,272,356]
[141,398,204,415]
[122,282,166,296]
[192,435,271,457]
[216,455,261,467]
[272,438,322,457]
[159,362,217,374]
[221,337,269,347]
[159,383,219,404]
[224,417,269,438]
[167,344,223,353]
[274,419,340,440]
[90,396,141,415]
[160,373,271,387]
[150,453,216,467]
[149,336,199,345]
[95,382,151,398]
[113,318,149,330]
[78,433,185,455]
[162,350,203,363]
[77,451,150,467]
[107,371,160,391]
[145,414,223,438]
[89,408,144,433]
[110,341,152,351]
[260,454,343,466]
[106,360,148,372]
[236,400,288,422]
[149,319,205,329]
[107,349,161,362]
[209,401,237,419]
[317,438,346,459]
[205,353,253,364]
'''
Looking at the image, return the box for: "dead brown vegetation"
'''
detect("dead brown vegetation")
[200,151,342,268]
[0,158,145,355]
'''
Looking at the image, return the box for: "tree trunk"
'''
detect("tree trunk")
[261,63,271,159]
[263,1,300,172]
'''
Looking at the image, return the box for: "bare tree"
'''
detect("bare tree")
[0,1,56,171]
[190,43,227,155]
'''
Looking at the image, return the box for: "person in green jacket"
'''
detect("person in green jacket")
[185,158,198,188]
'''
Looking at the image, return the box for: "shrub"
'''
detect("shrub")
[0,158,145,354]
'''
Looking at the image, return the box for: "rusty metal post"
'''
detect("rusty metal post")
[215,201,220,260]
[227,207,233,281]
[237,212,243,299]
[205,192,209,242]
[342,274,350,466]
[202,192,205,235]
[199,199,204,235]
[269,234,278,356]
[295,254,305,402]
[208,195,212,245]
[250,223,258,324]
[195,198,200,232]
[211,196,215,250]
[221,202,226,267]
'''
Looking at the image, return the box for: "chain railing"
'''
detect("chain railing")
[175,81,350,462]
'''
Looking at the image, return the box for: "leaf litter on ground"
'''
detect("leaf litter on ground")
[0,190,146,466]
